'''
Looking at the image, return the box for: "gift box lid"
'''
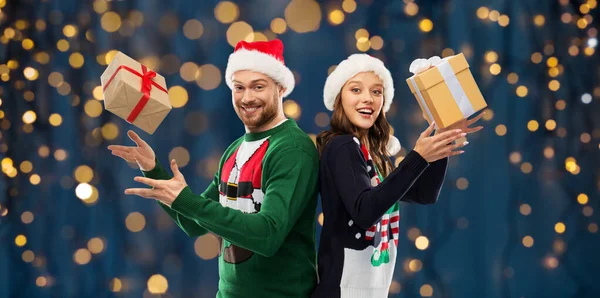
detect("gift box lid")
[406,53,470,94]
[100,51,167,94]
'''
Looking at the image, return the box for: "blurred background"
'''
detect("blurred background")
[1,0,599,297]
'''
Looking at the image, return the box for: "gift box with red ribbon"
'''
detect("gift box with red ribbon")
[100,51,171,134]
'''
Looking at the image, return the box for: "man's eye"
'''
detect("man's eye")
[254,85,265,91]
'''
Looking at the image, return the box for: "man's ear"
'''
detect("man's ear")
[278,85,287,97]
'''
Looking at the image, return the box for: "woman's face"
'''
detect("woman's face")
[339,71,384,131]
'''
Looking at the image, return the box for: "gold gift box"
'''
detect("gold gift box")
[406,53,487,129]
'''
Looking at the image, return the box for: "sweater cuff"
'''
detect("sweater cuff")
[142,158,162,178]
[170,186,204,216]
[403,150,430,172]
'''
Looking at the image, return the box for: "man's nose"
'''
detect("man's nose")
[242,89,256,105]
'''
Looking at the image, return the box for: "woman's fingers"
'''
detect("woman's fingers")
[421,122,436,137]
[433,140,468,160]
[467,111,485,126]
[448,150,465,157]
[437,130,466,146]
[438,147,465,159]
[466,126,484,134]
[451,140,469,151]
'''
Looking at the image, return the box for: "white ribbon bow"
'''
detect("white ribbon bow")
[409,56,445,75]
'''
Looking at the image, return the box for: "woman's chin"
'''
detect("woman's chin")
[351,119,374,131]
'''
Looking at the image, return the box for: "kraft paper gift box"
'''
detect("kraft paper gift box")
[100,51,172,134]
[406,53,487,129]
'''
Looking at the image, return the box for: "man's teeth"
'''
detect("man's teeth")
[245,107,259,111]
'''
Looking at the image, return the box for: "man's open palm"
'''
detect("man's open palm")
[108,130,156,171]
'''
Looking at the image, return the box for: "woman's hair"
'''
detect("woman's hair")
[316,94,394,177]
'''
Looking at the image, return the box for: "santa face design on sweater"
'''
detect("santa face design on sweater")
[217,137,269,263]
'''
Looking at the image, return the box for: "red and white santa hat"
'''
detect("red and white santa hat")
[225,39,295,97]
[323,54,401,156]
[323,53,395,113]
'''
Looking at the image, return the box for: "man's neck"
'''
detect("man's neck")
[245,113,288,134]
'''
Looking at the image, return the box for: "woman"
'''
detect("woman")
[312,54,483,298]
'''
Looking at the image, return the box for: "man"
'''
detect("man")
[108,39,319,297]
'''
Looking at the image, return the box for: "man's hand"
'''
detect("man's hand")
[125,159,188,206]
[108,130,156,171]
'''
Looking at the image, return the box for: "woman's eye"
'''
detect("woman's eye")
[373,90,383,95]
[352,88,360,93]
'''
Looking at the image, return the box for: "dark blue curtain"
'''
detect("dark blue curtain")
[1,0,598,297]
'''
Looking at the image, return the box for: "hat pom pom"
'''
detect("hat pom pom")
[386,135,401,156]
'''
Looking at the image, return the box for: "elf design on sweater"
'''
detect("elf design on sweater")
[358,139,400,267]
[335,137,401,295]
[313,134,447,298]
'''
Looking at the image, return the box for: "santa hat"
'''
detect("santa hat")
[324,54,401,156]
[225,39,295,97]
[323,54,395,113]
[386,134,401,156]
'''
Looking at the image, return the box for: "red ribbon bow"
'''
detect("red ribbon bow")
[103,64,167,124]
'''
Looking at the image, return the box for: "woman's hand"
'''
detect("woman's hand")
[414,123,467,163]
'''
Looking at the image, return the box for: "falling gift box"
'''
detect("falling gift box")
[406,53,487,129]
[100,51,171,134]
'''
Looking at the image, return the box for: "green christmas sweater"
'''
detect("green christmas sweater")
[142,119,319,297]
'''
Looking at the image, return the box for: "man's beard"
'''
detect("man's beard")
[237,94,279,130]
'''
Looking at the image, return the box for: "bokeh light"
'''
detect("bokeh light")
[147,274,168,294]
[87,238,105,254]
[196,64,222,90]
[285,0,321,33]
[415,236,429,250]
[226,21,254,47]
[168,147,191,168]
[101,12,122,32]
[183,19,203,40]
[126,212,146,232]
[522,236,534,247]
[214,1,239,24]
[194,234,220,260]
[169,86,189,108]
